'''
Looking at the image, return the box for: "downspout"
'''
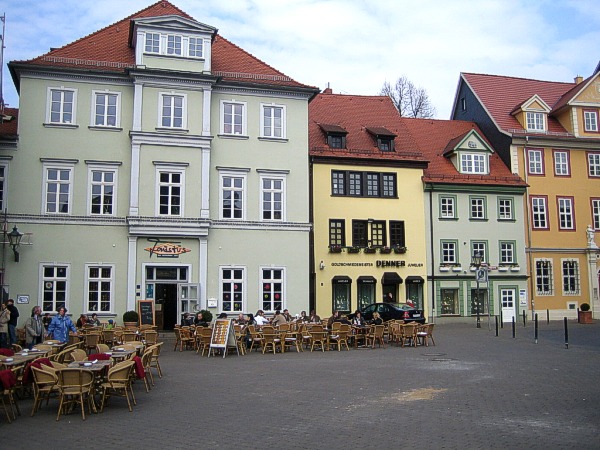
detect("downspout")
[523,137,535,319]
[429,189,435,324]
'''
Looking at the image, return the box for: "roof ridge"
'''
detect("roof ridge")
[462,71,575,86]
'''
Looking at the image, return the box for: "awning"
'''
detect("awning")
[332,275,352,284]
[357,276,376,284]
[381,272,403,285]
[405,276,425,284]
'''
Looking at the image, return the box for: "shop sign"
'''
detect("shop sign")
[145,239,191,258]
[376,260,405,268]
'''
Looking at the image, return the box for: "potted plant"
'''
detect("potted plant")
[347,246,361,254]
[393,245,407,254]
[363,247,376,254]
[199,309,213,323]
[379,246,392,254]
[578,303,593,324]
[123,310,139,329]
[329,244,342,253]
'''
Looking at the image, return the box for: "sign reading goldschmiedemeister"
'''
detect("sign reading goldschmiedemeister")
[330,261,424,267]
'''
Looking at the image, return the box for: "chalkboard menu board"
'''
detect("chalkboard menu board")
[138,300,155,326]
[209,319,238,358]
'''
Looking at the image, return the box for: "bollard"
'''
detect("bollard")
[564,317,569,349]
[547,309,549,325]
[500,309,503,328]
[534,313,538,344]
[522,310,526,327]
[512,316,516,338]
[495,315,499,337]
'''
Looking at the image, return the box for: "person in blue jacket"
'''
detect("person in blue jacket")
[46,306,77,343]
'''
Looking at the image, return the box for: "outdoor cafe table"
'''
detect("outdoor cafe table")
[0,353,41,369]
[107,348,137,361]
[67,360,113,410]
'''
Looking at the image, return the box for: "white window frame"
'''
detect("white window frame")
[526,111,545,131]
[259,174,286,221]
[498,197,513,220]
[91,90,121,128]
[470,196,486,220]
[46,87,77,126]
[155,165,185,217]
[499,241,515,265]
[561,259,580,296]
[220,100,247,136]
[471,241,487,263]
[260,103,286,139]
[166,34,182,56]
[584,110,598,132]
[441,241,457,264]
[460,153,487,174]
[592,199,600,230]
[219,170,247,220]
[527,149,544,174]
[87,165,118,216]
[0,163,7,212]
[553,150,569,176]
[43,163,74,215]
[40,263,71,314]
[588,153,600,177]
[188,37,203,58]
[531,196,548,229]
[535,259,553,296]
[557,197,575,230]
[219,266,246,313]
[158,92,187,129]
[440,196,456,219]
[260,267,286,312]
[84,264,115,314]
[145,32,160,53]
[143,32,205,59]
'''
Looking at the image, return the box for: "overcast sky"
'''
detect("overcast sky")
[1,0,598,118]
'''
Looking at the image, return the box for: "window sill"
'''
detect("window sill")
[143,52,205,62]
[88,126,123,132]
[497,218,516,222]
[218,134,249,140]
[43,122,79,129]
[469,218,488,222]
[155,127,189,134]
[439,217,459,221]
[258,137,289,143]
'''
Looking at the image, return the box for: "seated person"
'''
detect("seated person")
[194,312,208,327]
[371,312,383,325]
[76,314,88,328]
[296,310,308,323]
[254,310,270,326]
[181,312,194,327]
[271,310,287,327]
[282,309,293,322]
[105,319,115,329]
[327,310,341,328]
[351,311,365,327]
[235,313,247,325]
[89,313,101,327]
[308,310,321,323]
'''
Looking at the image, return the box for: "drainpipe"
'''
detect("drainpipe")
[523,137,535,319]
[429,189,435,324]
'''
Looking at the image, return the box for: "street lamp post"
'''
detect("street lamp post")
[7,225,23,262]
[471,251,483,329]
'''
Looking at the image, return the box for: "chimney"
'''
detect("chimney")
[574,75,583,84]
[323,87,333,94]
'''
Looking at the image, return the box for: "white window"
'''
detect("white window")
[527,149,544,174]
[260,176,285,221]
[156,168,184,216]
[588,153,600,177]
[85,265,114,313]
[43,165,73,214]
[145,33,160,53]
[261,268,285,312]
[557,197,574,230]
[440,196,456,219]
[47,88,77,125]
[526,112,545,131]
[531,196,548,229]
[584,110,598,132]
[553,150,569,176]
[498,198,513,220]
[592,199,600,230]
[221,101,246,136]
[166,35,182,55]
[441,241,457,264]
[460,153,487,174]
[159,93,186,129]
[470,197,486,220]
[0,164,7,211]
[188,37,203,58]
[88,167,117,216]
[92,91,120,127]
[41,265,69,313]
[221,267,245,313]
[499,242,515,264]
[260,104,286,139]
[562,260,580,295]
[220,171,246,220]
[535,260,553,295]
[472,242,487,263]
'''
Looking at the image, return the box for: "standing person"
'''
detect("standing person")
[0,302,10,349]
[46,306,77,343]
[25,306,45,349]
[6,298,19,347]
[42,313,52,332]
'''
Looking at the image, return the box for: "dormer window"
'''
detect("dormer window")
[145,33,160,53]
[460,153,487,174]
[319,124,347,149]
[143,31,204,59]
[366,127,396,152]
[167,35,182,55]
[526,112,545,131]
[378,137,393,152]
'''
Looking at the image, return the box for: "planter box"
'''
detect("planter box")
[347,247,361,254]
[329,246,342,253]
[379,248,392,254]
[578,310,593,324]
[439,266,450,272]
[364,248,376,254]
[510,266,520,272]
[498,267,509,272]
[452,266,462,272]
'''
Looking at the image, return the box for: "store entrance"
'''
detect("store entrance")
[156,283,177,330]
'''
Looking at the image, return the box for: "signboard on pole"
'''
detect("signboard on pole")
[476,267,488,283]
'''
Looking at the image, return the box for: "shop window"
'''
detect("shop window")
[440,289,458,315]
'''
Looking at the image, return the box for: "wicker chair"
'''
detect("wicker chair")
[55,368,96,421]
[100,360,136,412]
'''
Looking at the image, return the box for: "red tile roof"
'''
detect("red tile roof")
[402,117,526,187]
[11,1,313,90]
[461,73,575,134]
[0,108,19,138]
[309,92,425,163]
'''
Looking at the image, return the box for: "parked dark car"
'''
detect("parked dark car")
[349,303,426,324]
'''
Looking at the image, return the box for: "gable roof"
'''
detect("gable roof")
[10,0,314,91]
[402,118,526,187]
[460,73,575,134]
[309,92,425,163]
[0,108,19,139]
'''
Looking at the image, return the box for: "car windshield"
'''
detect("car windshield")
[389,303,414,310]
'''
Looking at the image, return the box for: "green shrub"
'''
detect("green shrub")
[580,303,591,312]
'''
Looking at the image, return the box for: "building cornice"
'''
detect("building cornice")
[129,130,212,148]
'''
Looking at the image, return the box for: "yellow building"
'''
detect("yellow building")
[453,72,600,318]
[309,90,428,319]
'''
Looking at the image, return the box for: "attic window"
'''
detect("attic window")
[319,124,347,149]
[366,127,396,152]
[526,112,545,131]
[143,31,204,59]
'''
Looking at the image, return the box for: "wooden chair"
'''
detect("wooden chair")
[417,324,435,346]
[309,325,327,352]
[55,368,96,421]
[148,342,163,378]
[233,325,246,356]
[247,325,264,352]
[261,328,280,355]
[100,360,135,412]
[69,349,88,362]
[30,365,59,416]
[173,327,194,352]
[121,331,138,344]
[329,324,351,351]
[96,343,110,354]
[366,325,386,348]
[140,349,153,392]
[0,368,20,423]
[400,323,418,348]
[283,327,301,353]
[84,333,102,355]
[142,330,158,345]
[101,329,117,348]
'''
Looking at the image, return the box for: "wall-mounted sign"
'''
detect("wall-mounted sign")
[145,239,191,258]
